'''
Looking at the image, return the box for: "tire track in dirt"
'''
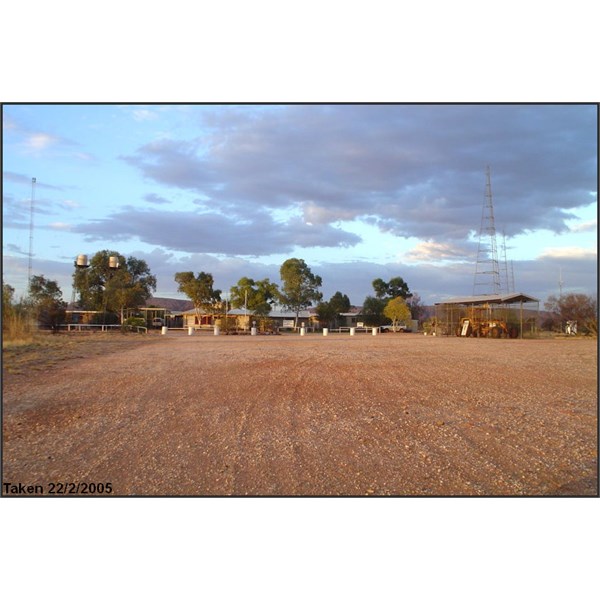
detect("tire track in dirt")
[223,352,314,495]
[3,334,597,496]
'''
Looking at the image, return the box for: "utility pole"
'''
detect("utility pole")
[473,166,501,296]
[27,177,36,289]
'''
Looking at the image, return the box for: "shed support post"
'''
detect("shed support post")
[520,300,523,339]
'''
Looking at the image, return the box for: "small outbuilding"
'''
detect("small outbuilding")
[434,292,540,338]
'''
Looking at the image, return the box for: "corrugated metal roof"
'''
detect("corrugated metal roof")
[435,292,539,306]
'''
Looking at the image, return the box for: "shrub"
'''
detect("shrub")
[124,317,146,328]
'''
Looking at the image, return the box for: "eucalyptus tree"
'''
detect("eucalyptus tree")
[316,291,351,328]
[361,296,388,326]
[229,277,279,318]
[28,274,67,331]
[364,276,412,325]
[278,258,323,327]
[72,250,156,322]
[372,276,412,300]
[174,271,221,325]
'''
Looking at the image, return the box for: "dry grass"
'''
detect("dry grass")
[2,331,159,375]
[2,313,36,345]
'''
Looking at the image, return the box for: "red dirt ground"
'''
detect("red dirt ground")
[2,332,597,496]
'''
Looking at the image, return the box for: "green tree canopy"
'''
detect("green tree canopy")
[315,301,337,326]
[29,274,67,332]
[278,258,323,326]
[73,250,156,322]
[329,291,351,315]
[175,271,222,323]
[372,276,412,300]
[362,296,388,326]
[229,277,279,317]
[365,276,412,326]
[316,291,351,328]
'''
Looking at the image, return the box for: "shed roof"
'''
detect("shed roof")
[435,292,539,306]
[181,308,312,318]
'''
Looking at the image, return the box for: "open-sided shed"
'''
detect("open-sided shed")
[434,292,540,338]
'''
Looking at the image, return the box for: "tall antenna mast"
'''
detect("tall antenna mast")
[473,166,501,295]
[28,177,37,289]
[558,267,564,297]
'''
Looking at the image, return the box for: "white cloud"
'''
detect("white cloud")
[24,133,58,150]
[132,109,158,122]
[74,152,94,161]
[537,246,597,259]
[61,200,81,209]
[302,201,362,225]
[403,241,472,263]
[48,221,72,230]
[569,219,597,233]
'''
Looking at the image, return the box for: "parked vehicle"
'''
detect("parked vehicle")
[380,325,409,332]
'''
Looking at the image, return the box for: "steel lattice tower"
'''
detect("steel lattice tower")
[473,166,501,295]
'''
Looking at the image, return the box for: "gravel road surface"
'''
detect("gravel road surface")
[2,333,597,496]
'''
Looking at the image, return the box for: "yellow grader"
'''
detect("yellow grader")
[456,306,519,338]
[457,317,516,338]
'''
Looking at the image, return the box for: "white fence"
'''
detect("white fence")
[326,327,374,333]
[60,324,147,333]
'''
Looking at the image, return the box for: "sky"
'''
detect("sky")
[2,103,597,306]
